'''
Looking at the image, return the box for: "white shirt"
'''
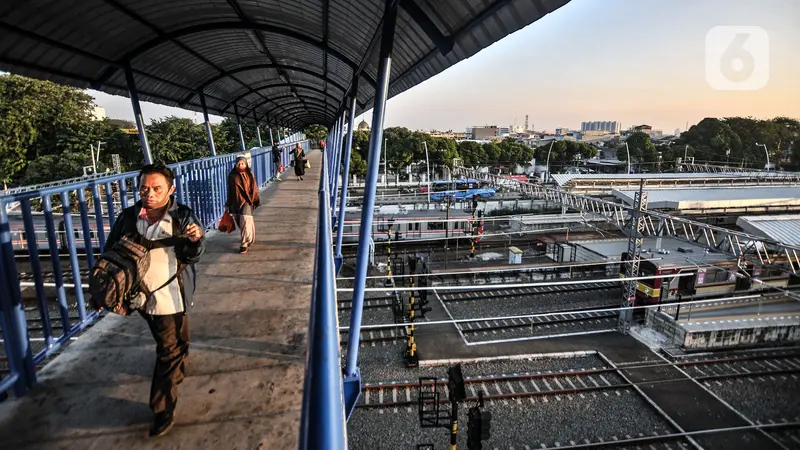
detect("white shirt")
[137,207,184,315]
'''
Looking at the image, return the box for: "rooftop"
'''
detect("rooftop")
[612,187,800,211]
[551,171,794,187]
[736,214,800,246]
[574,237,734,267]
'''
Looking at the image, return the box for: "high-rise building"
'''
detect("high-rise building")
[581,121,620,134]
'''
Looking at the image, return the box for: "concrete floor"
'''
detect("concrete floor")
[0,151,322,450]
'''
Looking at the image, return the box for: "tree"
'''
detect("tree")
[22,152,92,186]
[620,132,658,168]
[304,124,328,144]
[679,118,742,164]
[0,74,94,184]
[146,116,209,164]
[457,141,487,166]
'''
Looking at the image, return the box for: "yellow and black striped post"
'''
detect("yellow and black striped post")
[449,401,459,450]
[469,205,477,259]
[405,272,418,367]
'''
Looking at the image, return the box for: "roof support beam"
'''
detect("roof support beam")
[93,21,375,90]
[388,0,519,96]
[399,0,454,54]
[179,64,351,106]
[246,93,336,116]
[223,0,311,118]
[222,82,347,113]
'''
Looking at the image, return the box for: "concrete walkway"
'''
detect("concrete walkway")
[0,151,322,450]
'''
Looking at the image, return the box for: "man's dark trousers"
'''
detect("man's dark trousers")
[142,312,189,414]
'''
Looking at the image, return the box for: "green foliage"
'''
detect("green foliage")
[304,124,328,144]
[22,152,92,185]
[533,140,598,169]
[147,116,209,164]
[618,132,657,164]
[0,74,94,184]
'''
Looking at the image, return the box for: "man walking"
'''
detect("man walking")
[272,142,282,181]
[105,164,205,437]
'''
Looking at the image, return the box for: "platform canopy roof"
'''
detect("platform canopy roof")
[736,215,800,246]
[612,187,800,211]
[0,0,569,128]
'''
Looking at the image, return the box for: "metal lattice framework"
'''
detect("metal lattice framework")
[678,162,800,177]
[454,166,800,273]
[619,184,647,334]
[0,0,571,128]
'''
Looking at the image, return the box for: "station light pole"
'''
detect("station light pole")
[544,140,555,182]
[756,143,770,171]
[625,142,631,174]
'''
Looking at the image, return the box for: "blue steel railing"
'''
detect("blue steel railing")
[299,144,347,449]
[0,140,306,398]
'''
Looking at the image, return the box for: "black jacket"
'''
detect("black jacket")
[105,198,205,312]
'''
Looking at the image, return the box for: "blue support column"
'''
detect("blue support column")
[0,202,35,396]
[343,0,398,419]
[331,114,346,211]
[254,111,263,147]
[234,104,246,153]
[199,91,217,156]
[334,87,359,273]
[124,65,153,165]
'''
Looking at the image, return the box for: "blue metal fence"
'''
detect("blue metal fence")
[299,147,347,450]
[0,141,305,398]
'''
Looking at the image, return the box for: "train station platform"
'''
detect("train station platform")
[0,151,322,450]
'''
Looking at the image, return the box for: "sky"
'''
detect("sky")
[91,0,800,134]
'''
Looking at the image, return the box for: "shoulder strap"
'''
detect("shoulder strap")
[139,264,187,297]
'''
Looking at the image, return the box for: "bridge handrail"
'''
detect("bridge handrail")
[0,139,307,398]
[299,147,347,449]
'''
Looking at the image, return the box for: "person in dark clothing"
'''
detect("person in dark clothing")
[292,143,306,181]
[271,142,282,181]
[226,156,261,254]
[104,164,205,438]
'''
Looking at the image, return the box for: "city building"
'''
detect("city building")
[357,119,370,132]
[91,106,106,121]
[428,130,467,140]
[499,127,511,136]
[581,121,621,134]
[468,125,499,140]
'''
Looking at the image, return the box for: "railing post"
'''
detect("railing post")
[0,202,35,395]
[200,91,217,156]
[332,113,347,211]
[335,87,359,272]
[329,116,343,201]
[124,65,153,165]
[343,0,398,418]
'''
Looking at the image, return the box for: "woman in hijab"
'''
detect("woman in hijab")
[292,143,306,181]
[226,156,260,254]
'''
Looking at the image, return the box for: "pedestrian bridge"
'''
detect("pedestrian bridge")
[0,1,571,448]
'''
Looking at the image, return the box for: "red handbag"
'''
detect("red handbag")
[218,211,236,233]
[279,163,285,173]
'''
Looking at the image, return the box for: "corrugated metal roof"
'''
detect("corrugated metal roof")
[0,0,570,127]
[552,172,792,187]
[736,215,800,246]
[612,187,800,210]
[575,237,733,267]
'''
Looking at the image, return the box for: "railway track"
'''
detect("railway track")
[457,305,618,336]
[358,352,800,411]
[438,281,619,302]
[357,367,627,409]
